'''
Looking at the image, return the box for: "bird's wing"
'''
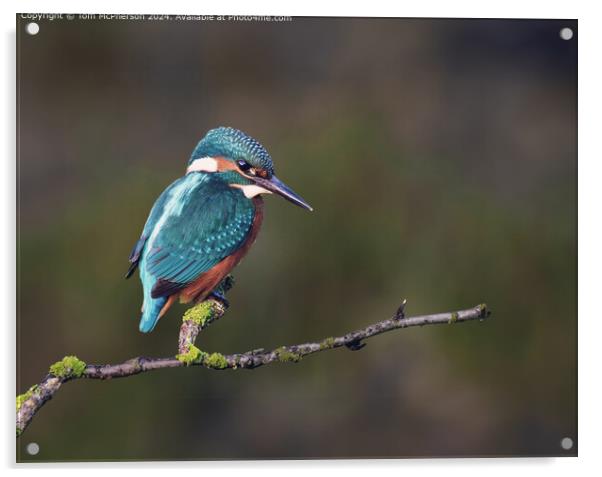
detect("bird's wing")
[125,236,147,278]
[125,179,184,279]
[142,174,256,299]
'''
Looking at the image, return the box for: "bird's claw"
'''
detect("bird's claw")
[209,290,230,308]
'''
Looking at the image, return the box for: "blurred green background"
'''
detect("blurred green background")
[16,16,576,461]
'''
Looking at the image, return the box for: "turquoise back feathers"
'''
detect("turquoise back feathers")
[135,173,257,332]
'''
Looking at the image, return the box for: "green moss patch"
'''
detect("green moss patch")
[49,355,86,379]
[16,385,38,411]
[176,345,206,365]
[182,301,215,327]
[275,347,301,363]
[319,337,336,350]
[205,353,229,369]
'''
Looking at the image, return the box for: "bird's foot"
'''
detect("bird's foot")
[209,290,230,308]
[219,275,235,294]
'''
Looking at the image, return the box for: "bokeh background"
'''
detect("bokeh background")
[16,16,577,461]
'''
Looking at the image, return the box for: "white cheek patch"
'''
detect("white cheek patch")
[186,157,218,174]
[231,184,272,198]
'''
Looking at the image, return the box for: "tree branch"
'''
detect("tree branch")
[16,300,490,437]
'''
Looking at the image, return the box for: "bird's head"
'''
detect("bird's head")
[186,127,313,211]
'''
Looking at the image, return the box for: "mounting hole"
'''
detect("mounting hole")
[26,442,40,455]
[25,22,40,35]
[561,437,574,450]
[559,27,573,41]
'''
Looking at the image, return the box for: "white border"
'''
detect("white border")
[3,1,600,475]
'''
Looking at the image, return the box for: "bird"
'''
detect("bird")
[126,127,312,333]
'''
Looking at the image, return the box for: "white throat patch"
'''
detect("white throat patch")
[186,157,218,174]
[231,184,272,198]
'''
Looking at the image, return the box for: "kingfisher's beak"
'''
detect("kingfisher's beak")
[253,175,313,211]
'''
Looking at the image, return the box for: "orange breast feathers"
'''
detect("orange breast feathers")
[157,197,264,319]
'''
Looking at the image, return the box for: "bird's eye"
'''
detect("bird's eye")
[237,160,252,172]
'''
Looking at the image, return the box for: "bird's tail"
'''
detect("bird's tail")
[138,296,167,333]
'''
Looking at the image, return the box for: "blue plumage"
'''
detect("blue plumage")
[135,173,255,332]
[190,127,275,175]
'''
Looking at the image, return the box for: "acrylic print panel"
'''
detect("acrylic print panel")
[16,14,577,461]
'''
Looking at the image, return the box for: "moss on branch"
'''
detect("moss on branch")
[49,355,87,379]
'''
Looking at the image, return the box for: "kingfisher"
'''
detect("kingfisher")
[126,127,312,333]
